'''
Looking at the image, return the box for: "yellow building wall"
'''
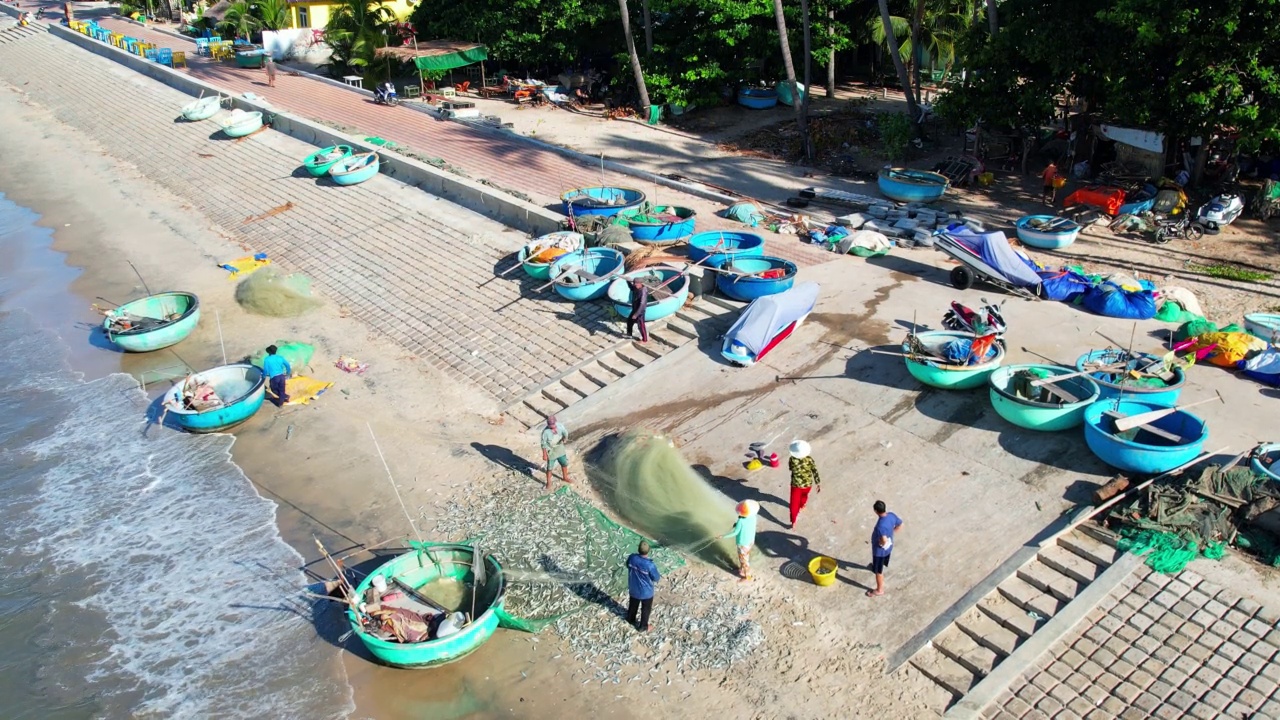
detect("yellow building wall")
[293,0,414,30]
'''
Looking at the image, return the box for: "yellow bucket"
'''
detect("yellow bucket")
[808,556,838,587]
[977,172,994,187]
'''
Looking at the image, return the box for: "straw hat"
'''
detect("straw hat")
[789,440,811,458]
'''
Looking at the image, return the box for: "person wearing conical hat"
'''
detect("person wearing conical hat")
[723,500,759,582]
[787,440,820,529]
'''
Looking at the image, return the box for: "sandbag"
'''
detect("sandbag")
[1081,282,1157,320]
[1037,269,1092,303]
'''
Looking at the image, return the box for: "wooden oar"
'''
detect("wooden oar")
[1112,392,1224,433]
[1029,362,1127,387]
[534,264,582,292]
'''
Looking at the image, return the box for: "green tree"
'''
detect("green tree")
[867,0,972,98]
[774,0,812,158]
[875,0,919,124]
[255,0,290,30]
[409,0,617,70]
[218,1,261,40]
[619,0,652,111]
[326,0,396,73]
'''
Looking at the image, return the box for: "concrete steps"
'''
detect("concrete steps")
[0,24,42,45]
[906,528,1119,706]
[503,295,739,429]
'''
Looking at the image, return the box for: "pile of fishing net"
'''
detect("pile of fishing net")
[1117,527,1225,575]
[249,341,314,371]
[623,244,685,272]
[234,267,323,317]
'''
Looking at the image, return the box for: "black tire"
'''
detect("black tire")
[950,266,974,290]
[1154,229,1171,245]
[1185,223,1205,242]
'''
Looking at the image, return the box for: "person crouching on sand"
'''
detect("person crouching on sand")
[723,500,759,582]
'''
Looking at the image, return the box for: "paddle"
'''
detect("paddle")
[534,263,582,292]
[1112,392,1224,433]
[1029,362,1127,387]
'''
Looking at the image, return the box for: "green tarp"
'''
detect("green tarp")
[413,46,487,72]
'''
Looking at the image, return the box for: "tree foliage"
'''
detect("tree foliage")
[326,0,396,71]
[255,0,291,31]
[218,1,261,40]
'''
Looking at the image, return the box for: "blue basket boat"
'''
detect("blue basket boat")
[777,81,807,107]
[903,330,1006,390]
[561,187,646,217]
[329,152,380,186]
[548,247,626,301]
[1250,443,1280,484]
[162,364,266,433]
[878,168,949,203]
[716,256,796,302]
[738,87,779,110]
[347,543,506,669]
[618,205,697,245]
[1083,400,1208,474]
[987,364,1100,431]
[1015,215,1082,250]
[687,231,765,267]
[518,232,584,280]
[1075,349,1186,406]
[1244,313,1280,343]
[606,267,689,322]
[104,292,200,352]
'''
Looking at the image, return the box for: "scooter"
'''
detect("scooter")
[942,299,1007,337]
[373,82,398,106]
[1195,193,1244,233]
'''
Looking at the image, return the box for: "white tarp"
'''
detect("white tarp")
[1098,124,1165,154]
[724,282,820,356]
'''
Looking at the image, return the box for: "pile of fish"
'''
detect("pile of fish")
[429,475,765,684]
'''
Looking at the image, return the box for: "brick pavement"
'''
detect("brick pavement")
[0,30,642,404]
[52,7,832,270]
[987,565,1280,720]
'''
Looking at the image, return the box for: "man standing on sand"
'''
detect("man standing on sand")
[625,277,649,343]
[540,415,572,490]
[867,500,903,597]
[625,540,661,632]
[723,500,759,582]
[1041,160,1059,205]
[787,440,820,528]
[262,345,291,407]
[265,54,277,88]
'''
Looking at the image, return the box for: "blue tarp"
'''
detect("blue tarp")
[724,282,820,356]
[1037,269,1092,303]
[940,226,1043,287]
[1241,348,1280,386]
[1081,282,1158,319]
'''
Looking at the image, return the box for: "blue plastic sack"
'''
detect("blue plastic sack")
[1037,269,1092,303]
[1081,282,1158,320]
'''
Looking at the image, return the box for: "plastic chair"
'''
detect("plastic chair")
[195,38,209,55]
[145,48,158,61]
[171,51,187,68]
[209,36,222,44]
[156,48,171,65]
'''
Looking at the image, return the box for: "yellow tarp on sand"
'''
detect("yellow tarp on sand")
[219,255,272,279]
[281,376,333,405]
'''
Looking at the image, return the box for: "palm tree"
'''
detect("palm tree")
[773,0,812,159]
[325,0,396,73]
[255,0,290,31]
[876,0,918,124]
[870,0,970,101]
[218,1,261,40]
[618,0,652,113]
[985,0,996,35]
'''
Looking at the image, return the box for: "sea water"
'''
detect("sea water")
[0,194,354,718]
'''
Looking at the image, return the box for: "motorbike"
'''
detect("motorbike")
[1152,215,1205,244]
[942,299,1007,337]
[373,82,398,106]
[1195,193,1244,233]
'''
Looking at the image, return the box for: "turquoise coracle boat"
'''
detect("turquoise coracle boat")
[548,247,626,301]
[104,292,201,352]
[1015,215,1081,250]
[903,330,1006,389]
[518,231,584,280]
[716,256,797,301]
[1083,400,1208,474]
[618,205,697,245]
[606,267,689,321]
[878,168,949,203]
[987,364,1100,431]
[687,231,764,267]
[162,364,266,433]
[329,152,380,186]
[303,145,353,178]
[737,87,779,109]
[219,110,263,138]
[1075,349,1185,406]
[561,187,646,217]
[347,544,506,669]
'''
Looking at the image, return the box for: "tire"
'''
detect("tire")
[1153,229,1170,244]
[1185,223,1205,242]
[950,266,974,290]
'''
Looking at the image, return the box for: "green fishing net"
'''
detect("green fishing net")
[249,341,314,371]
[1117,527,1225,575]
[1155,302,1202,325]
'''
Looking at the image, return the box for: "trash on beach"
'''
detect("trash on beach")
[243,201,296,225]
[234,267,323,317]
[335,356,369,374]
[219,252,270,278]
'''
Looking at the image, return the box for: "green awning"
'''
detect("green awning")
[413,46,488,72]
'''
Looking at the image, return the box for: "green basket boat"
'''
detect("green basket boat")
[302,145,353,178]
[103,291,200,352]
[988,364,1101,431]
[902,330,1006,390]
[347,544,506,669]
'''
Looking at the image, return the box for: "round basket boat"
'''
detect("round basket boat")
[302,145,353,178]
[561,187,646,217]
[180,95,221,121]
[1244,313,1280,343]
[1015,215,1082,250]
[219,110,263,138]
[716,256,796,302]
[688,231,765,267]
[1075,349,1186,406]
[903,330,1006,390]
[517,231,584,280]
[988,364,1100,431]
[618,205,697,245]
[347,544,506,669]
[878,168,949,203]
[161,363,266,433]
[738,87,779,109]
[548,247,626,301]
[104,291,201,352]
[606,267,689,321]
[1082,400,1208,474]
[1250,443,1280,484]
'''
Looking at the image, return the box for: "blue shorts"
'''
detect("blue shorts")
[872,553,891,575]
[546,454,568,470]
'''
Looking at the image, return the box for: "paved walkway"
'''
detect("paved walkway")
[0,29,656,405]
[43,5,832,269]
[988,564,1280,720]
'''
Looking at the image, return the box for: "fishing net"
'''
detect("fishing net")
[249,341,315,371]
[1116,527,1221,574]
[234,268,323,317]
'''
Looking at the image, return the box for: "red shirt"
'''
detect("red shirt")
[1042,165,1058,183]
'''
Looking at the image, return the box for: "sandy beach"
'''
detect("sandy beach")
[5,13,1280,720]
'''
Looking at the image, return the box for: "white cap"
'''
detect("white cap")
[371,575,387,593]
[789,440,810,458]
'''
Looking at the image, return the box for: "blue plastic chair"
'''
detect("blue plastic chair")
[124,38,138,54]
[157,48,173,66]
[209,36,222,44]
[195,38,209,55]
[145,48,159,61]
[201,29,212,38]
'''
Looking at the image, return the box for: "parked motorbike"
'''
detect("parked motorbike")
[373,82,398,106]
[1195,193,1244,233]
[942,299,1007,337]
[1152,215,1205,244]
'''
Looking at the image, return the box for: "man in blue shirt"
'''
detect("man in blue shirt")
[868,500,903,597]
[262,345,292,407]
[626,540,661,631]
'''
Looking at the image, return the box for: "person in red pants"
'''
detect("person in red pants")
[787,440,820,528]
